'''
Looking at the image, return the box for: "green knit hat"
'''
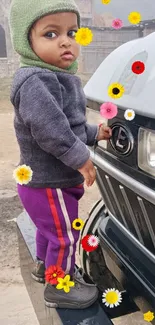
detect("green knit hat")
[9,0,81,74]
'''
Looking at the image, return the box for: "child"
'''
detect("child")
[9,0,112,309]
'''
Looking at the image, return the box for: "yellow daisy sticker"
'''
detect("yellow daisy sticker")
[124,109,135,121]
[128,12,142,25]
[72,218,85,230]
[102,288,122,308]
[101,0,111,4]
[56,275,75,293]
[75,28,93,46]
[108,83,125,99]
[143,311,154,322]
[13,164,33,185]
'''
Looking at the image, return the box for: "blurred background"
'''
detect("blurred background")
[0,0,155,84]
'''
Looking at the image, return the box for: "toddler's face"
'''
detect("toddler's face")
[29,12,80,69]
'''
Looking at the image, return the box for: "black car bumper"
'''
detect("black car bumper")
[89,147,155,313]
[98,216,155,311]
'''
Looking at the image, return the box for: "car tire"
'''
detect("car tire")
[79,199,121,291]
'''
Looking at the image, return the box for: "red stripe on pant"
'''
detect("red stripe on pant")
[46,188,65,267]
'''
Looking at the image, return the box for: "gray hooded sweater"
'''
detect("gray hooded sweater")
[10,67,98,188]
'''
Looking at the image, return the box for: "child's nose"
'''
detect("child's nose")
[60,35,71,47]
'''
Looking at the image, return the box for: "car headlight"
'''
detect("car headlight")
[138,127,155,176]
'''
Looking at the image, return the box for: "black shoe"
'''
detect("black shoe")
[44,266,98,309]
[31,259,45,283]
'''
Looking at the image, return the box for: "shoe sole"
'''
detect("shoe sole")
[44,291,98,309]
[31,273,45,284]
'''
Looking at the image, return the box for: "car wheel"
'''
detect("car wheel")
[79,199,121,291]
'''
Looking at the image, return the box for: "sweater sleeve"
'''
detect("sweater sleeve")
[85,123,99,146]
[18,73,90,170]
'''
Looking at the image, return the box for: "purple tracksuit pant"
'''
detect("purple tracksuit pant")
[17,184,84,275]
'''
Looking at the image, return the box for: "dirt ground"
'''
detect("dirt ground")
[0,78,146,325]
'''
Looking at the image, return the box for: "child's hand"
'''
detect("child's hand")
[97,125,112,142]
[78,159,96,187]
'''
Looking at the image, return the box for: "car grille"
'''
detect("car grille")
[97,169,155,256]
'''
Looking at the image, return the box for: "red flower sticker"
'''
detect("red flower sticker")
[81,234,99,252]
[45,265,65,285]
[132,61,145,74]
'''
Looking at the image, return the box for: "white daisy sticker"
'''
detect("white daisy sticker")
[102,288,122,308]
[124,109,135,121]
[88,235,100,247]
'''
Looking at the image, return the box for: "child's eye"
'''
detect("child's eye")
[45,32,57,39]
[68,30,77,38]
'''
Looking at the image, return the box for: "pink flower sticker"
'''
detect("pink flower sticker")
[88,235,100,247]
[112,18,123,29]
[100,102,118,119]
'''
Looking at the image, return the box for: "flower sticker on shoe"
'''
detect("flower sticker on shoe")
[13,164,33,185]
[75,28,93,46]
[112,19,123,30]
[88,235,100,247]
[132,61,145,74]
[128,12,142,25]
[108,83,125,99]
[72,218,85,231]
[56,275,75,293]
[143,311,154,322]
[100,102,118,120]
[81,234,99,252]
[102,288,122,308]
[45,265,65,285]
[124,109,135,121]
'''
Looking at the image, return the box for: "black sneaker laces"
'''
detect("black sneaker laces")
[73,267,96,288]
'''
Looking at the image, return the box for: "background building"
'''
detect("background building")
[0,0,155,78]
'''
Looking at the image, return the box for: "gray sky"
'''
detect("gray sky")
[93,0,155,25]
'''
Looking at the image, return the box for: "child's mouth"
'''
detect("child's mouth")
[61,51,73,60]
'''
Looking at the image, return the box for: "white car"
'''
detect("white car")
[80,31,155,319]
